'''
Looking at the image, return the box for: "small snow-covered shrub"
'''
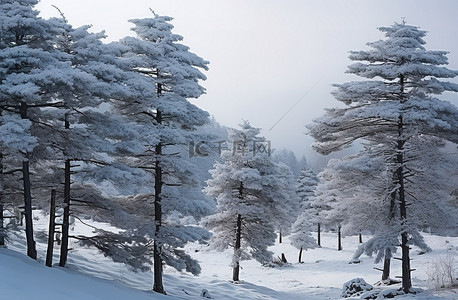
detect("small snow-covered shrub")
[341,278,373,298]
[426,254,456,290]
[360,288,404,299]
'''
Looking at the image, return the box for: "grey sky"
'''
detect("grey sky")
[37,0,458,168]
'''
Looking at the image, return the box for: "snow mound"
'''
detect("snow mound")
[341,277,373,298]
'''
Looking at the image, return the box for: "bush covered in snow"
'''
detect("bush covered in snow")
[360,288,404,299]
[341,278,373,298]
[426,254,457,290]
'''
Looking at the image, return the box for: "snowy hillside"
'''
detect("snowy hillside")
[1,229,457,300]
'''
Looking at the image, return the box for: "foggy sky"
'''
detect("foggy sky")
[37,0,458,169]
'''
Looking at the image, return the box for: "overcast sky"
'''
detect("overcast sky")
[36,0,458,168]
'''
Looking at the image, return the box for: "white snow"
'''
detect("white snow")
[1,221,457,300]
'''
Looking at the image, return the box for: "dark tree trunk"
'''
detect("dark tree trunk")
[232,213,242,282]
[317,223,321,247]
[19,103,37,259]
[153,241,164,294]
[23,160,37,259]
[382,248,392,281]
[152,108,166,294]
[359,233,363,244]
[383,176,397,281]
[396,74,412,293]
[46,189,56,267]
[279,231,282,244]
[153,142,165,294]
[337,225,342,251]
[400,231,411,292]
[298,247,303,263]
[59,159,71,267]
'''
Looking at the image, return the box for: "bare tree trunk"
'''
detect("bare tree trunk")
[382,248,392,281]
[153,141,165,294]
[383,176,398,281]
[153,241,164,294]
[337,225,342,251]
[23,160,37,259]
[397,75,412,293]
[279,230,282,244]
[359,233,363,244]
[59,159,71,267]
[19,103,37,259]
[298,247,303,263]
[232,213,242,282]
[46,189,56,267]
[317,223,321,247]
[152,107,166,294]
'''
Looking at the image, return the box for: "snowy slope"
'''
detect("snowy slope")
[1,219,457,299]
[0,248,170,300]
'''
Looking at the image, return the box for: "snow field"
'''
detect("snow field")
[2,214,457,299]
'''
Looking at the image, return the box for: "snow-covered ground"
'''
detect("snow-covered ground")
[1,216,457,300]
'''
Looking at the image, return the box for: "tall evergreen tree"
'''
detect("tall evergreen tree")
[308,23,458,292]
[113,12,210,294]
[203,121,291,281]
[0,0,75,259]
[289,166,319,261]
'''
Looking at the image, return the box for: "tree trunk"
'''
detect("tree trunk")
[317,223,321,247]
[153,241,165,294]
[337,225,342,251]
[400,231,411,292]
[279,230,282,244]
[152,106,166,294]
[46,189,56,267]
[23,160,37,259]
[232,213,242,282]
[153,142,165,294]
[59,159,71,267]
[298,247,303,263]
[19,103,37,259]
[359,233,363,244]
[382,171,398,281]
[397,104,411,292]
[382,248,392,281]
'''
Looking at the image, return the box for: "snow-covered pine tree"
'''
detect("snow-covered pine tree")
[312,168,345,250]
[296,167,319,211]
[272,148,301,178]
[267,161,299,244]
[290,212,316,263]
[203,121,292,281]
[324,138,457,280]
[113,12,210,294]
[0,0,77,259]
[42,10,157,267]
[308,22,458,292]
[289,167,319,261]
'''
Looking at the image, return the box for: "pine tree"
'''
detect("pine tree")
[0,0,73,259]
[113,12,210,294]
[308,22,458,292]
[289,167,319,261]
[203,121,292,281]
